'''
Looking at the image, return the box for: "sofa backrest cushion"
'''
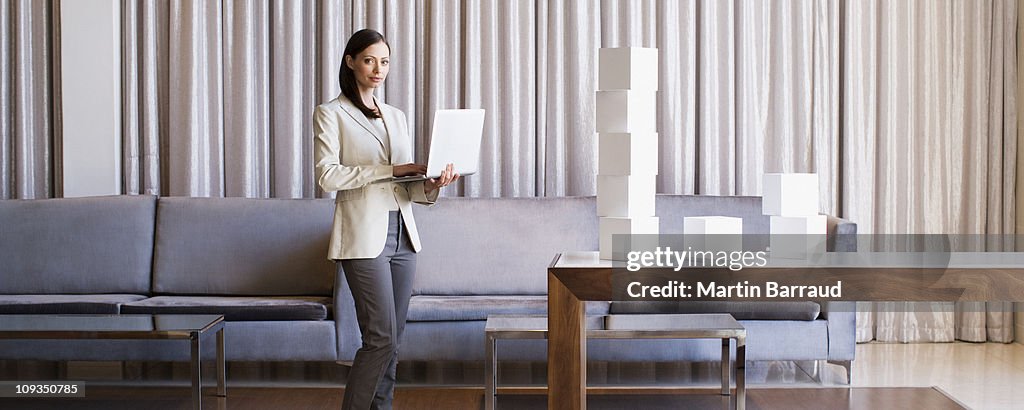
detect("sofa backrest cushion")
[0,195,156,294]
[412,196,599,295]
[152,197,335,296]
[411,195,774,296]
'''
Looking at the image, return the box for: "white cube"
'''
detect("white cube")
[598,133,659,176]
[600,216,660,260]
[769,215,827,259]
[597,175,656,217]
[684,216,744,235]
[683,216,743,252]
[596,90,657,133]
[599,48,658,91]
[762,173,820,216]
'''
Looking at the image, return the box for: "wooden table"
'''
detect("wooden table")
[547,253,609,410]
[546,251,1024,410]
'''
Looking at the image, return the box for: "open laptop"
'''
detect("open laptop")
[389,109,486,183]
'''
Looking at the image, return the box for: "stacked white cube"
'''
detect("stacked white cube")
[683,216,744,253]
[599,48,660,91]
[597,176,655,217]
[599,217,660,262]
[597,48,659,260]
[595,91,657,133]
[762,173,825,258]
[599,133,658,176]
[762,173,820,216]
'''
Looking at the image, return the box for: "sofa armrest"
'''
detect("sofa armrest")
[333,266,361,362]
[821,301,856,361]
[825,214,857,252]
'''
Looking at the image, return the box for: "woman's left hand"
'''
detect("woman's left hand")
[425,163,459,193]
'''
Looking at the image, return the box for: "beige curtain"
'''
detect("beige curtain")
[118,0,981,212]
[122,0,321,197]
[846,0,1017,343]
[0,0,56,199]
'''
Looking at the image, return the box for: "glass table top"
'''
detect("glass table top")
[0,314,223,336]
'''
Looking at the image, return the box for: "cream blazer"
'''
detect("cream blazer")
[313,94,437,260]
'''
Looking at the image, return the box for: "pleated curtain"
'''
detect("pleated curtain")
[0,0,56,200]
[119,0,849,202]
[845,0,1018,343]
[1,0,1018,342]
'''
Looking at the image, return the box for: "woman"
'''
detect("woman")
[313,29,458,410]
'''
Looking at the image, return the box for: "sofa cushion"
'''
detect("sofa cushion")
[412,197,599,295]
[152,197,335,296]
[0,195,156,294]
[121,296,331,321]
[406,295,609,322]
[0,294,148,314]
[609,301,821,321]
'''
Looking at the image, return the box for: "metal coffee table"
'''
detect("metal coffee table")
[0,314,226,409]
[485,313,746,410]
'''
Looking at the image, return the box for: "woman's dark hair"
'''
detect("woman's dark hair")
[339,29,390,118]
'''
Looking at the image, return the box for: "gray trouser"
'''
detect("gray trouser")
[339,212,416,410]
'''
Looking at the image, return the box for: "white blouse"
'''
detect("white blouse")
[371,116,400,211]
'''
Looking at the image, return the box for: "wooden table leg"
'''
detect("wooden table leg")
[548,271,586,410]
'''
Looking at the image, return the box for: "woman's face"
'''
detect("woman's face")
[346,41,390,91]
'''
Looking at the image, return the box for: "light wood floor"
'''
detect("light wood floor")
[0,386,965,410]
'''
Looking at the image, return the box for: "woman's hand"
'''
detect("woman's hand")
[393,163,426,177]
[425,163,459,193]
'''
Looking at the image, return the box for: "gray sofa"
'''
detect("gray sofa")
[0,194,856,376]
